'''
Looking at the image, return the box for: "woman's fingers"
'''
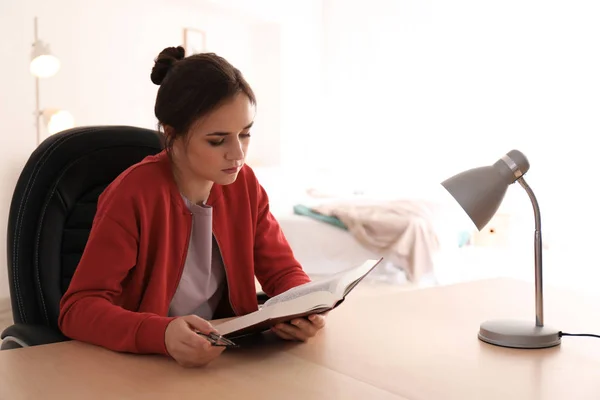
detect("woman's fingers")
[271,314,328,342]
[271,326,297,341]
[272,322,309,341]
[307,314,327,328]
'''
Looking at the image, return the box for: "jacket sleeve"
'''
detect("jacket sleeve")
[252,183,311,297]
[58,188,174,355]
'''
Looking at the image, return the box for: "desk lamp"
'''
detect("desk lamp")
[441,150,561,349]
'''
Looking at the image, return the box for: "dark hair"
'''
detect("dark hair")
[150,46,256,151]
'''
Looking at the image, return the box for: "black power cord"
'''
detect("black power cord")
[559,331,600,339]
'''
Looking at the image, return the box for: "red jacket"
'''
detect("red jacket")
[58,150,310,356]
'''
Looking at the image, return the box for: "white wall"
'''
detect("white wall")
[201,0,326,169]
[278,1,325,171]
[0,0,287,299]
[245,23,282,167]
[317,0,600,291]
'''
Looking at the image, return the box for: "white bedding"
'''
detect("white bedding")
[275,211,415,284]
[253,165,469,286]
[276,212,377,272]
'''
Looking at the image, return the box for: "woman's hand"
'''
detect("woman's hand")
[271,313,327,342]
[164,315,225,367]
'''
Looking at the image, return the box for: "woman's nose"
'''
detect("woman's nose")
[226,141,244,161]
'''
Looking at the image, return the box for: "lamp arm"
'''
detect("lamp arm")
[517,177,544,327]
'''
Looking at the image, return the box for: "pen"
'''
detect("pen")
[196,331,239,348]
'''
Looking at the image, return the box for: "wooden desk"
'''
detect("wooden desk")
[0,278,598,399]
[288,278,600,399]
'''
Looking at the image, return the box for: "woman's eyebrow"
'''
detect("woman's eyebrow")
[206,121,254,137]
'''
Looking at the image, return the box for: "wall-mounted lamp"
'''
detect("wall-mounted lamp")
[30,40,60,78]
[31,17,74,144]
[42,109,75,135]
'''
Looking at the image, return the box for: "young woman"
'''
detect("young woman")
[58,46,326,367]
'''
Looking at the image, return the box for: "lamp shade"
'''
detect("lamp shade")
[441,150,530,230]
[43,109,74,134]
[30,40,60,78]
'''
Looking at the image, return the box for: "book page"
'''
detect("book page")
[215,258,383,337]
[263,278,337,308]
[214,291,335,336]
[332,259,382,296]
[263,258,383,308]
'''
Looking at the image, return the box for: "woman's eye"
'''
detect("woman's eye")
[208,139,225,147]
[208,133,250,147]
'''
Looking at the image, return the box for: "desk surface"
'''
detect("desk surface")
[1,278,599,400]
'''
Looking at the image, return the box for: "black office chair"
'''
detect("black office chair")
[0,126,164,350]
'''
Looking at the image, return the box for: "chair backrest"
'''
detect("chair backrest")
[6,126,163,328]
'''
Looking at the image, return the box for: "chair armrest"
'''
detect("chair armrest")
[1,323,69,350]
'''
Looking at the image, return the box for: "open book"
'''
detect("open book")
[215,258,384,338]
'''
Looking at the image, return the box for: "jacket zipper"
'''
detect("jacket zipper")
[213,232,239,316]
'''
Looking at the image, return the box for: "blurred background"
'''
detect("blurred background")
[1,0,599,301]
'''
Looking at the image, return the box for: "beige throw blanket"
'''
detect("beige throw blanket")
[311,199,440,282]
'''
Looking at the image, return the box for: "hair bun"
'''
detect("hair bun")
[150,46,186,85]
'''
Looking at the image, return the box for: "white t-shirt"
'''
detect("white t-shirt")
[168,195,226,319]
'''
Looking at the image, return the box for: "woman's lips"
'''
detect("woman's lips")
[222,166,240,174]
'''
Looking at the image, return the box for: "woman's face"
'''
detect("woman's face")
[171,93,255,186]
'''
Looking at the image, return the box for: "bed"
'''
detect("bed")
[253,166,471,287]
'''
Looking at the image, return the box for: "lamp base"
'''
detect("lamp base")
[478,319,561,349]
